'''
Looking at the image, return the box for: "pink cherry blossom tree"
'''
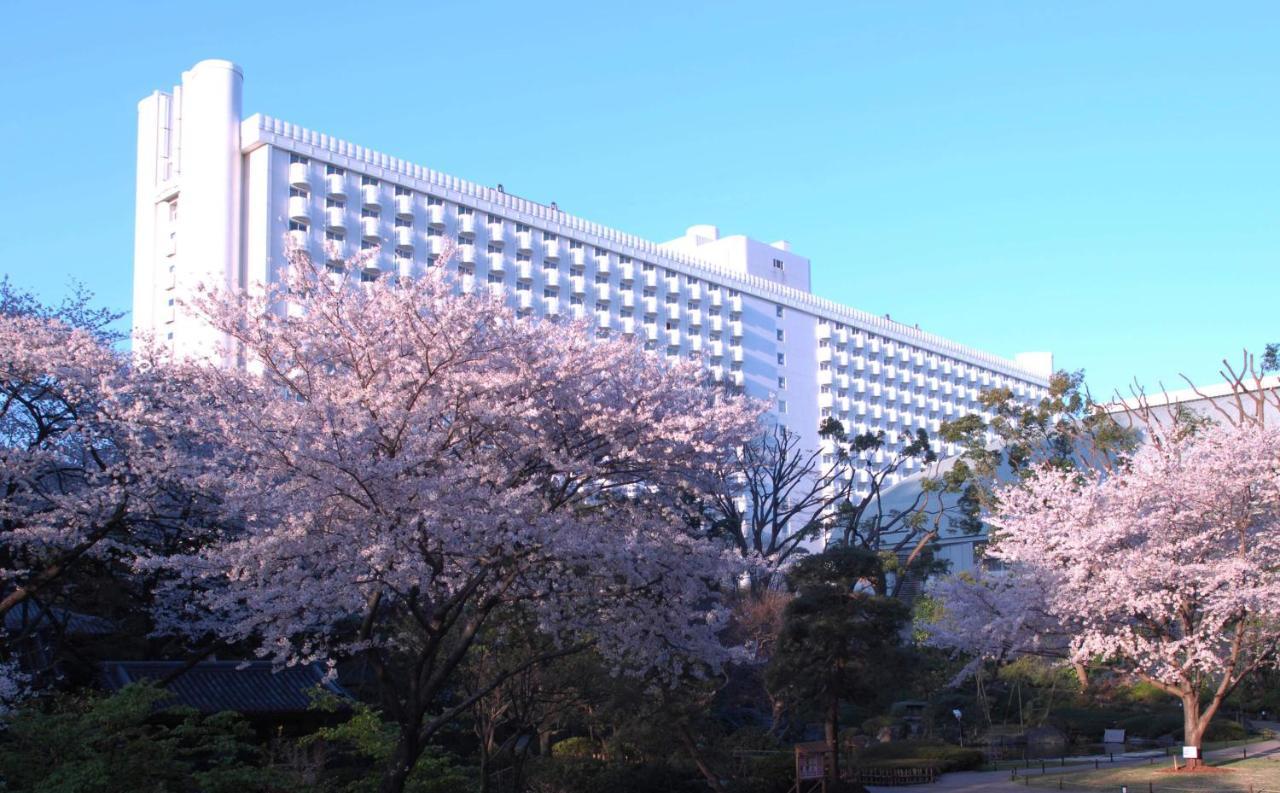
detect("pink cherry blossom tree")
[0,314,222,623]
[165,246,762,793]
[942,421,1280,765]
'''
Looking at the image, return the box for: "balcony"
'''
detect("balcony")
[644,325,659,342]
[710,366,725,382]
[708,341,724,358]
[595,283,611,301]
[516,231,533,252]
[619,291,634,308]
[598,255,612,274]
[287,195,309,221]
[729,371,744,387]
[518,292,534,310]
[458,244,476,264]
[709,316,724,333]
[396,255,413,279]
[487,253,505,273]
[665,304,680,321]
[516,261,534,280]
[617,262,633,281]
[325,173,346,197]
[543,298,561,317]
[728,295,743,313]
[361,184,381,208]
[642,297,658,315]
[459,214,476,235]
[687,309,703,327]
[486,282,505,299]
[666,329,681,346]
[394,226,413,248]
[689,336,703,353]
[488,223,506,244]
[595,310,611,328]
[619,318,636,335]
[572,247,587,266]
[544,269,561,287]
[427,205,445,227]
[288,162,310,188]
[543,238,563,260]
[569,305,587,321]
[325,207,346,229]
[687,284,702,301]
[360,217,381,240]
[569,276,586,294]
[287,228,308,250]
[731,347,744,363]
[709,291,723,308]
[643,271,658,288]
[728,321,744,339]
[428,237,445,256]
[395,194,414,219]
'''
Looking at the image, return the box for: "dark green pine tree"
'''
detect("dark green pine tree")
[766,547,909,783]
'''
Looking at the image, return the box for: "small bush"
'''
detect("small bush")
[550,736,600,760]
[1205,719,1247,742]
[857,740,984,772]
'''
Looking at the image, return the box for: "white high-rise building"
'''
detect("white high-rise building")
[134,60,1052,496]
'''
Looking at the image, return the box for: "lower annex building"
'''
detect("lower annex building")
[133,59,1052,509]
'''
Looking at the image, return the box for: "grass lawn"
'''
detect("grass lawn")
[1024,754,1280,791]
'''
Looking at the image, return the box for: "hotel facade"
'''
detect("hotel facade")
[134,60,1052,502]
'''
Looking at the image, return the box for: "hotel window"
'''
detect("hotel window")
[290,186,307,198]
[427,195,443,206]
[776,329,785,341]
[620,255,632,264]
[542,231,556,240]
[570,295,584,305]
[361,240,376,250]
[595,274,609,284]
[326,165,344,175]
[516,281,531,291]
[778,400,788,414]
[570,266,584,277]
[595,247,608,256]
[168,201,178,222]
[568,239,583,249]
[288,220,307,232]
[395,218,411,228]
[326,198,345,209]
[777,376,787,390]
[487,273,503,284]
[361,270,379,282]
[458,206,474,215]
[290,153,309,164]
[777,353,786,365]
[516,222,531,232]
[776,305,785,318]
[394,185,411,196]
[773,258,784,270]
[543,288,556,298]
[361,175,378,186]
[487,244,501,253]
[361,208,379,218]
[326,230,344,242]
[517,252,531,262]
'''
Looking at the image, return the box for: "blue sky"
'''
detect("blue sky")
[1,1,1275,398]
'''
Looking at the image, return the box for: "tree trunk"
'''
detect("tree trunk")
[826,698,841,782]
[1073,662,1089,690]
[1182,693,1205,770]
[677,724,729,793]
[379,729,421,793]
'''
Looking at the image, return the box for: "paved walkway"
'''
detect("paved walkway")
[865,724,1280,793]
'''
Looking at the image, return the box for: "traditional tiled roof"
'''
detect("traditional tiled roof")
[3,602,115,636]
[100,660,350,715]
